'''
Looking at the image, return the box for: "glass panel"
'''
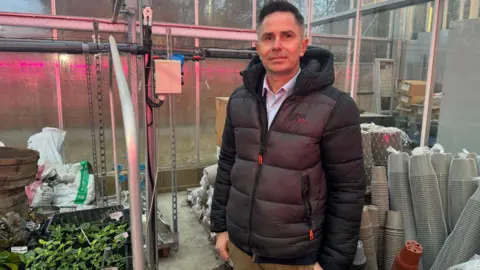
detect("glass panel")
[59,54,131,171]
[0,52,59,148]
[199,57,249,164]
[199,0,252,28]
[56,0,112,18]
[312,0,352,35]
[0,0,51,14]
[430,2,480,150]
[152,0,195,24]
[311,37,350,92]
[257,0,309,19]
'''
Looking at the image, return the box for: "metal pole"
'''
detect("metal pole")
[344,0,355,92]
[252,0,257,47]
[195,0,201,164]
[350,0,363,99]
[306,0,313,44]
[138,0,143,46]
[109,35,145,270]
[51,0,64,131]
[109,53,122,205]
[419,0,443,147]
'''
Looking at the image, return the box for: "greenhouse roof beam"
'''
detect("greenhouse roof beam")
[0,12,258,41]
[310,0,432,26]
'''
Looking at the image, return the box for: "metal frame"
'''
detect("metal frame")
[0,12,257,41]
[310,0,433,26]
[419,0,444,146]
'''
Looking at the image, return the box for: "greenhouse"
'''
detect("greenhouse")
[0,0,479,269]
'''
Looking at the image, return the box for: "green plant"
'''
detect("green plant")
[0,250,33,270]
[28,222,129,270]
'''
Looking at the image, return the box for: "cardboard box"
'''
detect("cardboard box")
[215,97,229,147]
[398,93,425,106]
[399,80,426,97]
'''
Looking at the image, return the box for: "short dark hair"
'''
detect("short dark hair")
[257,1,305,28]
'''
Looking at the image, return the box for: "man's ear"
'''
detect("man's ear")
[255,42,261,59]
[300,38,309,57]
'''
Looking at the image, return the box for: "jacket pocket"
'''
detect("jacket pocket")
[301,171,314,241]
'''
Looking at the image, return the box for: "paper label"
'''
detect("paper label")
[110,211,123,221]
[11,246,28,254]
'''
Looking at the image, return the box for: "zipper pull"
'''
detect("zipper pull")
[309,229,314,240]
[258,143,265,165]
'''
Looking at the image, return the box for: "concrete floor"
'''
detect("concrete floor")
[157,191,226,270]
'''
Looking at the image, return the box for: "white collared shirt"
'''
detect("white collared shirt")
[262,69,301,129]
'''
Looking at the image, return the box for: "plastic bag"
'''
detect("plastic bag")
[52,161,95,206]
[31,183,54,207]
[27,127,66,164]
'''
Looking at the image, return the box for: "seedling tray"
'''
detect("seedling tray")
[46,205,126,233]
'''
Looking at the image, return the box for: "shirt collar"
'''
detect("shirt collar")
[262,69,301,96]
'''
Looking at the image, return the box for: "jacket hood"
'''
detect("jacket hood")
[241,46,335,96]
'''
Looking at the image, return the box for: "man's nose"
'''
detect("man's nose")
[272,37,282,50]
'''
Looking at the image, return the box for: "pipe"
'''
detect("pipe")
[0,39,146,54]
[109,52,121,205]
[112,0,124,22]
[109,35,145,270]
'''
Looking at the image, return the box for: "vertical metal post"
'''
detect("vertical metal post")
[138,0,143,46]
[306,0,313,44]
[127,0,139,130]
[344,0,355,92]
[109,35,145,270]
[195,0,201,164]
[350,0,363,100]
[387,10,395,58]
[419,0,444,147]
[252,0,257,47]
[459,0,465,20]
[442,0,449,29]
[51,0,64,131]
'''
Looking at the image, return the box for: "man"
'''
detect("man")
[210,1,366,269]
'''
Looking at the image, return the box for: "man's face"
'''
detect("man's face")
[256,12,308,75]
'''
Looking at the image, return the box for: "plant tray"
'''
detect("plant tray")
[46,205,126,233]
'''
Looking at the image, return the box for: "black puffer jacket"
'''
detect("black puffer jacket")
[211,47,366,270]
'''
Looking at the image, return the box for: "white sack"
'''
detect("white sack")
[53,161,95,206]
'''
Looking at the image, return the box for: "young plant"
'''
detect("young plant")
[28,222,129,270]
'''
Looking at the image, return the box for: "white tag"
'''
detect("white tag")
[115,232,129,240]
[11,246,28,254]
[110,211,123,221]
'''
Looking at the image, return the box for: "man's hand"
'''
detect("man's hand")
[215,232,230,261]
[313,262,323,270]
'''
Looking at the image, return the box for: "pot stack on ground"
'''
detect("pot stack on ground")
[0,147,39,216]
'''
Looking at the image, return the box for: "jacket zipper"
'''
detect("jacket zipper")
[247,92,295,249]
[302,172,314,241]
